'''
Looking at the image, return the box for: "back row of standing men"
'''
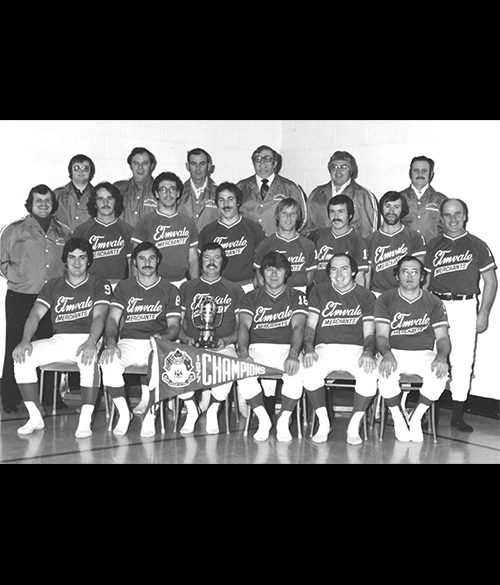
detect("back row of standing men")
[0,145,497,439]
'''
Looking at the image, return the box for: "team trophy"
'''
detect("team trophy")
[193,296,224,348]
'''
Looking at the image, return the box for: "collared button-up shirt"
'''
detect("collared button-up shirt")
[54,181,95,231]
[0,215,71,294]
[113,175,157,228]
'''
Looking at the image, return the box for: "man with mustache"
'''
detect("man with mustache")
[176,242,245,434]
[73,182,134,285]
[365,191,426,296]
[313,194,369,286]
[198,182,266,292]
[398,155,448,244]
[100,242,181,437]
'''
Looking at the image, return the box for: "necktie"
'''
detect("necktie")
[260,179,269,200]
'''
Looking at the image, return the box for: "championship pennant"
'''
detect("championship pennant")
[148,338,284,403]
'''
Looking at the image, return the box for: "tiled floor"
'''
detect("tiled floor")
[1,393,498,464]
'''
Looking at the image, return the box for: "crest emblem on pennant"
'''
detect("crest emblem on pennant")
[162,348,196,387]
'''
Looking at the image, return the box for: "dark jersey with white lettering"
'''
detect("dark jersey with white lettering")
[314,227,369,284]
[180,276,245,340]
[111,277,181,340]
[425,231,496,296]
[375,288,448,351]
[240,284,308,345]
[308,282,375,346]
[73,218,134,280]
[254,233,318,289]
[132,211,198,282]
[198,216,266,284]
[37,274,111,334]
[365,225,426,293]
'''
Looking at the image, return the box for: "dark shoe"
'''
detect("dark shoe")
[450,418,474,432]
[3,404,21,414]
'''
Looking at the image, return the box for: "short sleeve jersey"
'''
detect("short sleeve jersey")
[240,284,308,345]
[111,277,181,340]
[180,276,245,340]
[37,274,111,334]
[315,227,369,284]
[254,233,318,289]
[308,282,376,346]
[132,211,198,282]
[425,231,497,296]
[365,226,426,293]
[198,216,266,283]
[375,288,448,351]
[73,218,134,280]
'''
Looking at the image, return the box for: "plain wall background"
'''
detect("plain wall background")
[1,119,498,399]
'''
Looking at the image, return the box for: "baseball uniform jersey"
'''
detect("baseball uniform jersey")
[308,282,376,346]
[240,284,308,345]
[73,217,134,280]
[132,211,198,282]
[37,274,112,334]
[111,276,181,340]
[198,216,266,284]
[375,288,448,351]
[365,225,426,293]
[425,231,497,295]
[180,276,245,341]
[314,227,369,284]
[254,233,318,289]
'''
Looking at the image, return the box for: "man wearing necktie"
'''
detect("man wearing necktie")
[237,145,307,237]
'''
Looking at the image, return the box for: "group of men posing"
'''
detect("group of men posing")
[1,145,497,446]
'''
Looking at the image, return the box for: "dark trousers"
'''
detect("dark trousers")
[1,290,54,408]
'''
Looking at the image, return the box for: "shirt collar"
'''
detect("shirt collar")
[411,183,430,198]
[256,174,275,189]
[331,178,351,194]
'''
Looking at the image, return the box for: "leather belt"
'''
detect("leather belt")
[431,291,475,301]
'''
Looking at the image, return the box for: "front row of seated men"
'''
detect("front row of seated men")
[12,236,450,445]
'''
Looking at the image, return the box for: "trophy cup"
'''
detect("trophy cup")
[193,296,224,348]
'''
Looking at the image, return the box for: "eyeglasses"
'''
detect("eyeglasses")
[72,164,90,173]
[401,269,420,276]
[253,155,274,164]
[331,164,350,172]
[157,186,178,195]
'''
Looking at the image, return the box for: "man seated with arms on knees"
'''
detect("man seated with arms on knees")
[375,255,450,442]
[237,252,308,442]
[176,242,245,435]
[99,242,181,437]
[303,254,378,445]
[12,237,111,438]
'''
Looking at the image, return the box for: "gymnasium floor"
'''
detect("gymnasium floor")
[1,388,498,464]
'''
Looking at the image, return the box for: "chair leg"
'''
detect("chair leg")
[52,373,58,415]
[160,401,166,434]
[430,402,437,443]
[108,402,116,432]
[363,411,368,441]
[297,398,302,439]
[39,370,45,404]
[379,397,386,441]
